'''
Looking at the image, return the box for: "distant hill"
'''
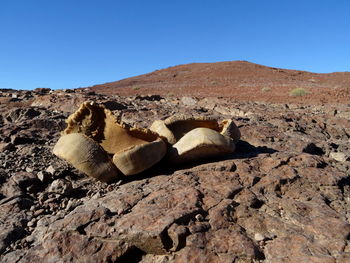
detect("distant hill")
[88,61,350,103]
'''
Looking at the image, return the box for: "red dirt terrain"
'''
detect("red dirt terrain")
[1,86,350,262]
[89,61,350,104]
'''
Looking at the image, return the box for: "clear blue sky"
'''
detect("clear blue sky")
[1,0,349,90]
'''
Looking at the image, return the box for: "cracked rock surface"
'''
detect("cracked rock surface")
[0,88,350,262]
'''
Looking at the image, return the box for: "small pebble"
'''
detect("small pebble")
[195,214,204,222]
[48,179,73,195]
[34,209,45,216]
[46,165,56,175]
[26,167,34,173]
[92,192,102,199]
[44,197,57,204]
[254,233,265,241]
[27,220,36,227]
[116,180,123,186]
[37,171,50,182]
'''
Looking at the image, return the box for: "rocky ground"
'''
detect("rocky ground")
[0,88,350,262]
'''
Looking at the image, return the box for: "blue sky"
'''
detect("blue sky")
[1,0,349,90]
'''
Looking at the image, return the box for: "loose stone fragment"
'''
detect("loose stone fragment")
[48,179,73,196]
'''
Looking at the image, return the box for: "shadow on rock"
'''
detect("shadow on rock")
[230,140,278,159]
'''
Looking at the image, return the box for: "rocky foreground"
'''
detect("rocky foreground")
[0,88,350,262]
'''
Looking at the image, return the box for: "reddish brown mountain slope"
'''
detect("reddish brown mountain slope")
[89,61,350,104]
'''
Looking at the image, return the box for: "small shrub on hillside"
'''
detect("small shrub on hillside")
[261,87,271,92]
[132,86,140,91]
[290,88,308,97]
